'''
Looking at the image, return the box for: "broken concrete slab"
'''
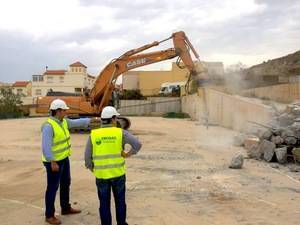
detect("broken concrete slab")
[271,135,284,145]
[259,140,276,162]
[259,129,273,140]
[277,113,295,127]
[281,129,297,145]
[275,147,287,164]
[272,127,284,136]
[247,143,262,159]
[284,136,297,145]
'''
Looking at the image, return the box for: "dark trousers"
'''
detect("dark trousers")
[43,157,71,218]
[96,175,128,225]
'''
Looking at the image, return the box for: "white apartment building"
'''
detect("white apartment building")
[32,61,95,97]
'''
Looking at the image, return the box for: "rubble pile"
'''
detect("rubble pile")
[242,103,300,165]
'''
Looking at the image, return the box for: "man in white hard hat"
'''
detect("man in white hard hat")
[42,99,91,225]
[85,106,142,225]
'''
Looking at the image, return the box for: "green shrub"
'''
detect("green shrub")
[0,88,23,119]
[120,89,146,100]
[163,112,190,119]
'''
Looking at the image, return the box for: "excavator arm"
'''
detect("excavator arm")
[90,31,203,112]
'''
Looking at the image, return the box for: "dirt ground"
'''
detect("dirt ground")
[0,117,300,225]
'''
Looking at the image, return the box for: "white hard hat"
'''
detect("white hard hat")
[101,106,120,119]
[49,99,70,110]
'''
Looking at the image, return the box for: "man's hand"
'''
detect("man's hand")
[121,151,129,158]
[51,161,59,172]
[90,117,100,124]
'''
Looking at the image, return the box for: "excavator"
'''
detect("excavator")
[36,31,206,130]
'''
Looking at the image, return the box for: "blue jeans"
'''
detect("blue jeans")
[96,175,128,225]
[43,157,71,218]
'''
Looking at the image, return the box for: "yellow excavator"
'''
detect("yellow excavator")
[36,31,206,129]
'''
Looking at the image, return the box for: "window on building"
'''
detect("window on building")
[79,68,82,72]
[17,89,23,95]
[74,88,82,93]
[32,75,43,82]
[47,76,53,83]
[59,76,64,83]
[75,68,78,72]
[35,89,42,95]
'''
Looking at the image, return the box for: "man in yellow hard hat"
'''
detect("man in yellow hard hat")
[42,99,91,225]
[85,106,141,225]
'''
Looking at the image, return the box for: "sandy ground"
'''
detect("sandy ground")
[0,117,300,225]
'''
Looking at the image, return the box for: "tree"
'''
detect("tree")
[0,87,23,119]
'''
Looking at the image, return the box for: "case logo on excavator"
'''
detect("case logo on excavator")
[126,58,148,68]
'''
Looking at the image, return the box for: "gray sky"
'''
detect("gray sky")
[0,0,299,82]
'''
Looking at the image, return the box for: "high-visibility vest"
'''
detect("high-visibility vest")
[42,118,71,162]
[90,127,125,179]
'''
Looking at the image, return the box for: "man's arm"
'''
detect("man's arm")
[42,124,54,161]
[66,118,91,129]
[84,136,93,171]
[122,130,142,157]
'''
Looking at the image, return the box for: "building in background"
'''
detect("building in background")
[123,61,224,96]
[0,82,12,89]
[32,61,95,97]
[12,81,32,96]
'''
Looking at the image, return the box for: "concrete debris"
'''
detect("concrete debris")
[260,140,276,162]
[247,143,261,159]
[229,153,244,169]
[271,135,284,145]
[245,103,300,165]
[260,130,273,141]
[277,113,295,127]
[275,147,287,164]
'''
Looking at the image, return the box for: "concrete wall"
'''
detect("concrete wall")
[182,88,273,132]
[118,97,181,116]
[243,82,300,103]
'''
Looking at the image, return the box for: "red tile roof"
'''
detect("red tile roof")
[12,81,30,87]
[69,61,87,68]
[43,70,67,75]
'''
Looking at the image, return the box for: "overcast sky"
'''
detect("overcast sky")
[0,0,299,82]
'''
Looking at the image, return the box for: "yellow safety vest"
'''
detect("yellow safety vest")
[91,127,125,179]
[42,118,71,162]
